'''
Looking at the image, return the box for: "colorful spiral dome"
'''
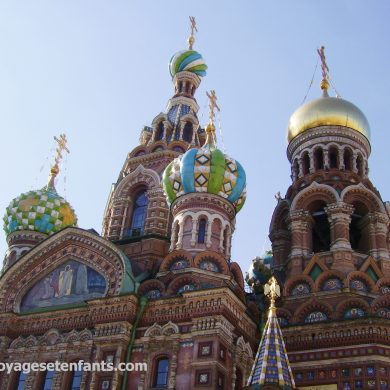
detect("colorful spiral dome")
[162,144,246,213]
[3,186,77,236]
[169,50,207,78]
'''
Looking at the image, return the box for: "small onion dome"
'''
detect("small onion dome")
[246,257,272,287]
[162,145,246,213]
[287,95,370,142]
[169,50,207,78]
[3,186,77,236]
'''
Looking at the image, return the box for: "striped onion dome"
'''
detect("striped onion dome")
[162,142,246,213]
[169,50,207,78]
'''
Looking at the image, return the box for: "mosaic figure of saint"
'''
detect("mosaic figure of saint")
[58,265,74,297]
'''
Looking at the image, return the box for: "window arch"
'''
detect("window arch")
[129,191,148,237]
[198,218,207,244]
[153,357,169,387]
[156,122,164,141]
[182,122,193,143]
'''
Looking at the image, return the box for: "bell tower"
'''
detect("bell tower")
[268,47,390,389]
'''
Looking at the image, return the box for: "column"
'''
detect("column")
[190,217,198,247]
[323,149,329,170]
[288,210,311,276]
[339,149,345,170]
[176,221,184,249]
[325,202,354,251]
[309,151,315,173]
[206,219,212,248]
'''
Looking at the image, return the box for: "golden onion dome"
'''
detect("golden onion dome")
[287,95,370,142]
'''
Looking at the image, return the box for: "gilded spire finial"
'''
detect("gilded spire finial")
[264,276,280,318]
[188,16,197,50]
[47,133,70,190]
[317,45,330,96]
[205,90,220,148]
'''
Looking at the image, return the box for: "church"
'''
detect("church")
[0,19,389,390]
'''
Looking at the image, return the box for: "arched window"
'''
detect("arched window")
[292,159,299,179]
[69,366,83,390]
[153,357,169,388]
[198,218,207,244]
[15,372,27,390]
[314,148,324,170]
[129,191,148,237]
[329,147,339,169]
[343,148,352,170]
[182,122,193,143]
[309,200,330,253]
[156,122,164,141]
[302,152,310,175]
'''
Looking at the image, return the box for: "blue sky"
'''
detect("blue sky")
[1,1,389,273]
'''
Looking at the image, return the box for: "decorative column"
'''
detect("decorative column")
[176,221,184,249]
[339,148,345,170]
[298,159,304,178]
[190,217,198,247]
[352,152,358,173]
[325,202,354,250]
[323,149,329,170]
[309,151,315,173]
[325,202,354,273]
[372,212,390,262]
[288,210,311,276]
[206,218,213,248]
[269,229,290,270]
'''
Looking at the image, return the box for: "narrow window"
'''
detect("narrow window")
[310,201,331,253]
[198,219,207,244]
[302,152,310,175]
[344,149,352,170]
[329,147,339,169]
[154,357,169,388]
[69,367,83,390]
[156,122,164,141]
[314,148,324,170]
[182,122,193,143]
[16,372,27,390]
[129,191,148,237]
[41,370,55,390]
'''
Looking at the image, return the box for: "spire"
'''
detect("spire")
[247,277,296,390]
[204,90,220,149]
[46,133,70,190]
[188,16,197,50]
[317,45,330,97]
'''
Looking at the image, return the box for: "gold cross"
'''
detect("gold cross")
[317,45,330,92]
[188,16,197,50]
[264,276,280,316]
[53,133,70,167]
[206,90,220,124]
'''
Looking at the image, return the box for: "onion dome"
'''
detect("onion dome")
[3,134,77,237]
[288,46,370,143]
[162,121,246,213]
[169,50,207,78]
[287,96,370,142]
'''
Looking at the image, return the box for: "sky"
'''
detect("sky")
[0,1,389,273]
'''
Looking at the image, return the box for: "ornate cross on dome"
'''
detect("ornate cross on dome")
[206,90,220,124]
[264,276,280,317]
[317,45,330,93]
[188,16,197,50]
[47,133,70,189]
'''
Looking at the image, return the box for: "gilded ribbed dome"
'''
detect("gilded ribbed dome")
[287,96,370,142]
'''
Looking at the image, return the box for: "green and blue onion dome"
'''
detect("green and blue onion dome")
[3,166,77,237]
[169,50,207,78]
[162,123,246,213]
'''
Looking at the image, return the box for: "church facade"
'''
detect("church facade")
[0,27,256,390]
